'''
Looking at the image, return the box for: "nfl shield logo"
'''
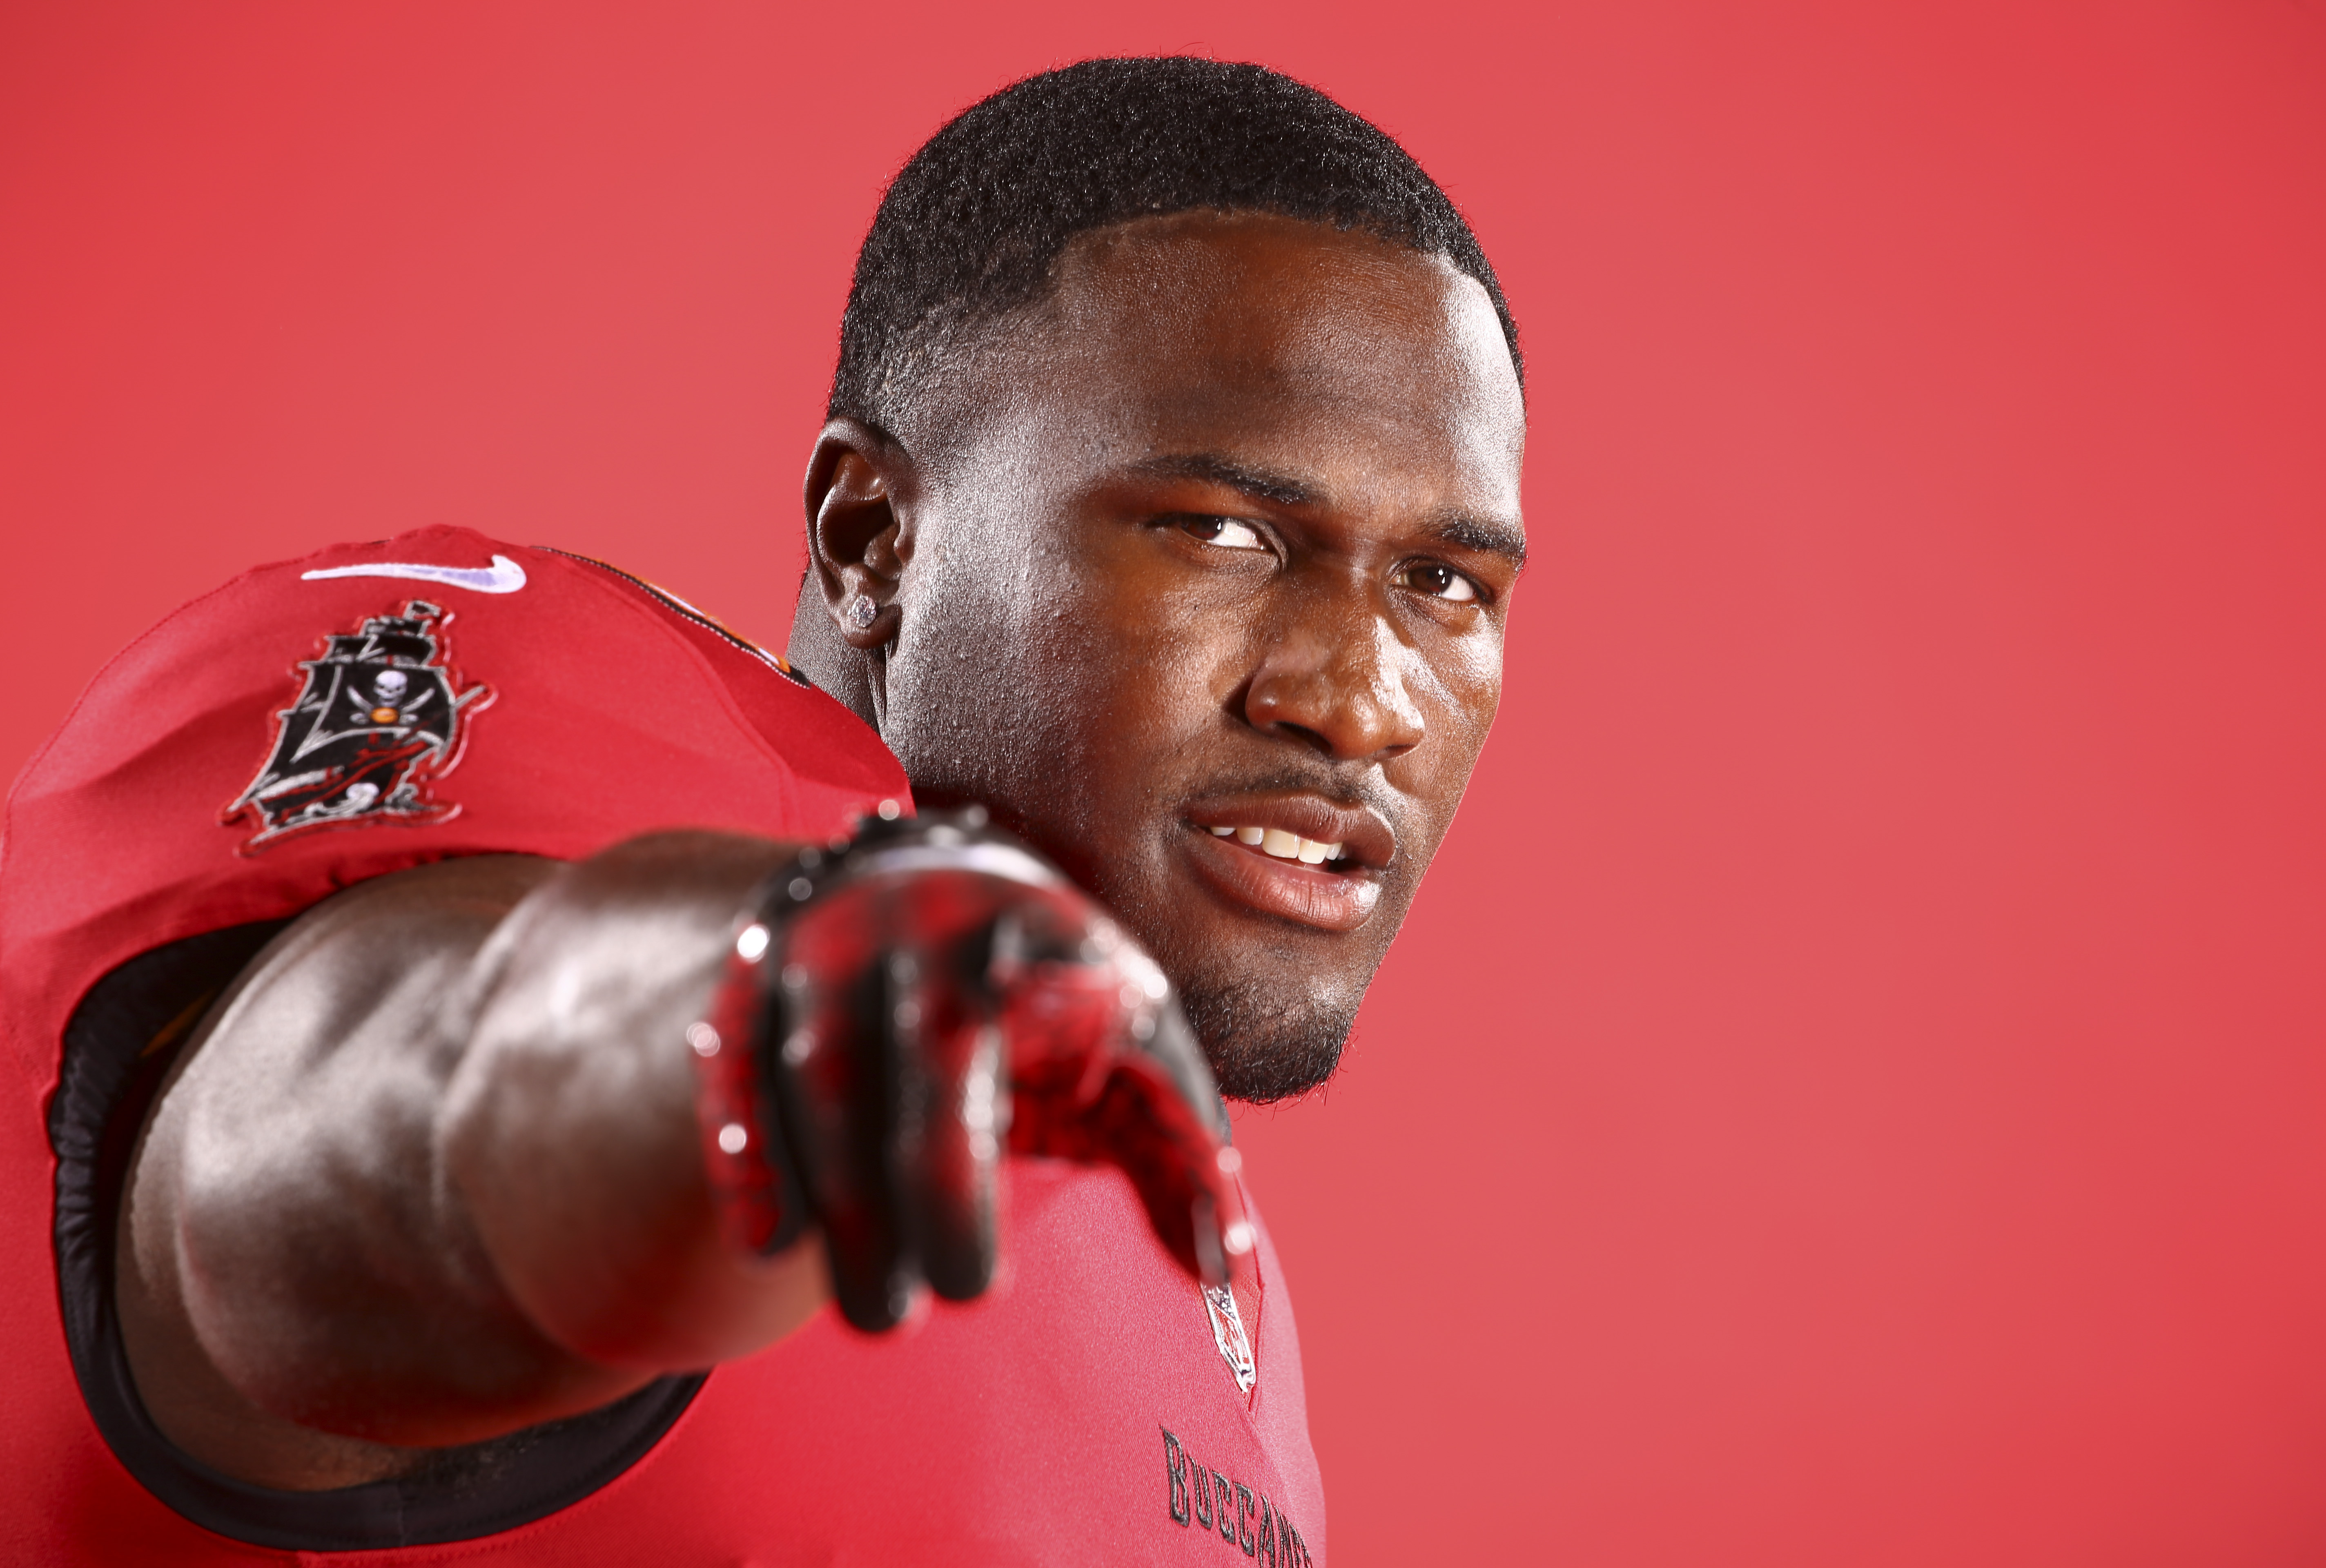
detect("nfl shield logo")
[1204,1284,1257,1394]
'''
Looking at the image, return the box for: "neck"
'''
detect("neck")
[784,570,882,733]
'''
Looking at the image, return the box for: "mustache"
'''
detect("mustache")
[1187,762,1395,814]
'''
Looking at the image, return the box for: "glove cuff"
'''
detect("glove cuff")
[687,888,811,1256]
[687,804,1050,1258]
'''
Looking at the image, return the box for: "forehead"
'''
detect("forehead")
[948,212,1525,519]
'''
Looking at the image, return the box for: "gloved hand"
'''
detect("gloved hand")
[691,808,1253,1332]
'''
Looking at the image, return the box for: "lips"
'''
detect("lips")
[1181,793,1394,933]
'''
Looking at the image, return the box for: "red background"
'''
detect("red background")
[6,3,2325,1562]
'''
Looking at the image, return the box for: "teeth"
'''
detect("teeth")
[1206,826,1350,866]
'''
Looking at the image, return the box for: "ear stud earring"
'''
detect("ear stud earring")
[846,595,879,631]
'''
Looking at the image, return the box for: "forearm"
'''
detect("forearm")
[125,835,826,1457]
[439,831,826,1373]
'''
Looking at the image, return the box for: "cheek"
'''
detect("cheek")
[887,574,1221,829]
[1060,611,1235,802]
[1063,564,1250,732]
[1446,646,1504,748]
[1385,635,1503,839]
[1404,628,1504,750]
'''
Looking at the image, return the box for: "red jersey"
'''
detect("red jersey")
[0,527,1324,1565]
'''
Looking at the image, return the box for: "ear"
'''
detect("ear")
[802,419,914,651]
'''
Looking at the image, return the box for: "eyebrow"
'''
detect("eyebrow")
[1128,452,1318,509]
[1424,513,1529,570]
[1127,451,1528,570]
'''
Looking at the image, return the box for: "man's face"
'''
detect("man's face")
[874,211,1526,1100]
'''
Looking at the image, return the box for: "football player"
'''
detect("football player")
[2,57,1526,1563]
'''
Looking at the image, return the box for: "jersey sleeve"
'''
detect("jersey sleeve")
[0,523,909,1091]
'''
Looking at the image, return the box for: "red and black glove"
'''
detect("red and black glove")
[688,809,1253,1332]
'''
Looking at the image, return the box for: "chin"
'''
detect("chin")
[1176,978,1355,1104]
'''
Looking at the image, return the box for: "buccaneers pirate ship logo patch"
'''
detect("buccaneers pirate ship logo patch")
[223,600,491,852]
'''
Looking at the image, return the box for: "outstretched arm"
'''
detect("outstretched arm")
[118,820,1249,1492]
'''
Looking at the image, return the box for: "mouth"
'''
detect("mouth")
[1180,793,1395,933]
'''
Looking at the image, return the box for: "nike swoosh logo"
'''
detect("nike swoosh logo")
[301,554,528,594]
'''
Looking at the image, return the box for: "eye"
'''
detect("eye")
[1398,562,1481,603]
[1179,516,1270,552]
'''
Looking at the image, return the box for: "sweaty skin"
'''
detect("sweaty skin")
[117,212,1526,1488]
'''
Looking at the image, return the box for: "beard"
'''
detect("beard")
[1174,971,1354,1104]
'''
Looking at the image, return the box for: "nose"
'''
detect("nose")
[1240,590,1427,763]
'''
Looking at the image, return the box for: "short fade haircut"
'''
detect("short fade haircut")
[829,56,1522,432]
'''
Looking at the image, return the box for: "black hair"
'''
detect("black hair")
[829,56,1522,428]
